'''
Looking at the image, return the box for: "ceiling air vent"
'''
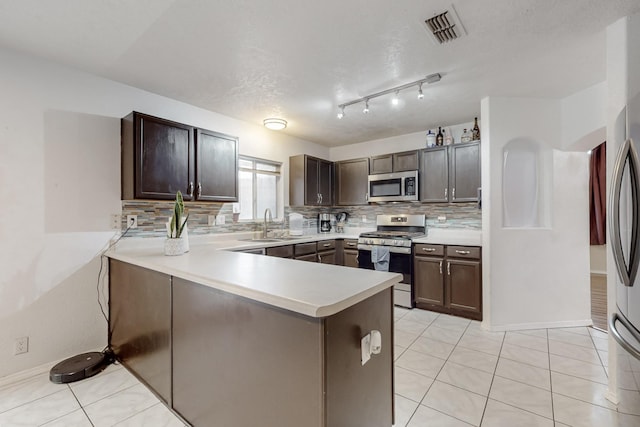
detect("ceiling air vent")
[424,6,466,44]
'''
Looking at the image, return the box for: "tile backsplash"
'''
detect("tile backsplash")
[122,201,481,237]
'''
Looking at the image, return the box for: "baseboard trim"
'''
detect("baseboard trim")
[0,347,105,388]
[0,361,55,388]
[487,318,593,332]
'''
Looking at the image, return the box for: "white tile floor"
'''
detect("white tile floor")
[0,308,638,426]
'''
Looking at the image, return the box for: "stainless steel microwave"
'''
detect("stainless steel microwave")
[368,170,419,202]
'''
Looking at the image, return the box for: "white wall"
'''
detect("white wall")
[561,82,607,151]
[0,47,328,378]
[481,96,591,331]
[329,122,473,161]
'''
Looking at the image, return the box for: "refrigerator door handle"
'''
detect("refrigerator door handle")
[610,138,640,287]
[610,312,640,361]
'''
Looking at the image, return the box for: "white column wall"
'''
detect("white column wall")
[481,97,591,331]
[0,47,328,379]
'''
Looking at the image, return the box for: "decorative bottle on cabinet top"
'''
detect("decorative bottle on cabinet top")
[426,130,436,147]
[436,127,443,146]
[444,128,453,145]
[461,128,472,143]
[472,117,480,141]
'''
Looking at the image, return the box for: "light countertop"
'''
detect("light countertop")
[107,229,399,318]
[414,228,482,246]
[107,227,481,318]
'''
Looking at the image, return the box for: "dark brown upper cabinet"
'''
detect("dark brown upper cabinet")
[420,141,480,203]
[121,112,238,202]
[289,155,332,206]
[195,128,239,202]
[369,150,419,175]
[335,158,370,205]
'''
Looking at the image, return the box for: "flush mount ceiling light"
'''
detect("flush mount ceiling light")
[337,73,441,119]
[263,118,287,130]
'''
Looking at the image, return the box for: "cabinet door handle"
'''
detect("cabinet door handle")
[452,188,456,199]
[317,193,321,204]
[444,188,448,199]
[318,254,322,262]
[447,262,451,276]
[188,182,194,197]
[197,182,202,198]
[455,250,471,255]
[439,260,443,274]
[422,247,436,252]
[320,193,323,203]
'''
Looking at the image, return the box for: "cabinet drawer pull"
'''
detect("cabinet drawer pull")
[447,262,451,276]
[439,260,443,274]
[322,243,330,247]
[197,182,202,198]
[444,188,448,199]
[347,242,356,247]
[422,247,436,252]
[455,250,471,255]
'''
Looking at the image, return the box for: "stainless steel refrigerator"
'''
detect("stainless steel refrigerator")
[609,92,640,411]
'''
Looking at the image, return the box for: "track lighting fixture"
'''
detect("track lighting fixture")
[337,73,440,119]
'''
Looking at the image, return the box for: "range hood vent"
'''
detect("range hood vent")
[424,6,466,44]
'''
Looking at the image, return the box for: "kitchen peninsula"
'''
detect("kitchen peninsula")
[106,237,401,427]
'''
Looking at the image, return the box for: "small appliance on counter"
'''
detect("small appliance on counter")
[288,212,303,236]
[318,213,332,233]
[335,212,349,233]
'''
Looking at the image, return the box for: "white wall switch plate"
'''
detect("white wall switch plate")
[361,334,371,366]
[208,215,216,226]
[215,215,225,225]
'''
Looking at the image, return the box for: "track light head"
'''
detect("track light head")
[363,100,370,114]
[417,83,424,100]
[392,91,399,106]
[337,106,345,119]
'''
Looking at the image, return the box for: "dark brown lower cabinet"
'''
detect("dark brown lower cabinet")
[318,250,336,264]
[109,260,394,427]
[413,244,482,320]
[296,253,318,262]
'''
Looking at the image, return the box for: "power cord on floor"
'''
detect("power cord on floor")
[96,216,136,351]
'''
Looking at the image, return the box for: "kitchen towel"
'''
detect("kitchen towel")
[371,246,390,272]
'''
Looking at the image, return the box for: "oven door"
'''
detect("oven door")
[358,246,414,308]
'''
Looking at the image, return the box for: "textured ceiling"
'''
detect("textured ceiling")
[0,0,639,146]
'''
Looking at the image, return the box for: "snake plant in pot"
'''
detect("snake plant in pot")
[164,191,190,256]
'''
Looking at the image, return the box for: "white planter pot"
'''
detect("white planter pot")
[164,235,189,256]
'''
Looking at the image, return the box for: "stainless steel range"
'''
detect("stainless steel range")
[357,214,426,308]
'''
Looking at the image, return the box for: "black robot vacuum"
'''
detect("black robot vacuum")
[49,350,114,384]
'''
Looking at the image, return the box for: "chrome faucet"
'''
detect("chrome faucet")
[263,208,273,238]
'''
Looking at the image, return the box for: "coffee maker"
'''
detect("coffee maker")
[318,213,332,233]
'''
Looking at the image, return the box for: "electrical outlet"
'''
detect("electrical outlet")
[127,215,138,229]
[14,337,28,355]
[208,215,216,226]
[111,214,121,230]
